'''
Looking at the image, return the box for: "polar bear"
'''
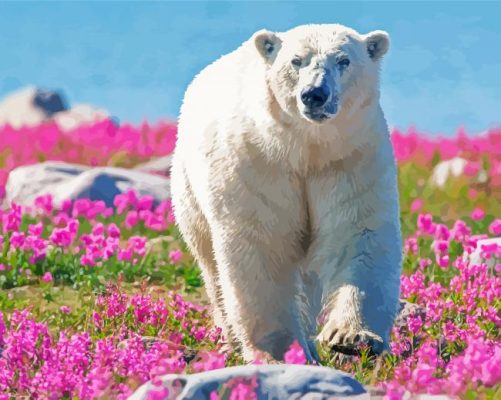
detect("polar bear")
[170,24,402,363]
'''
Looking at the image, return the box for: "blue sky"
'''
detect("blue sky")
[0,1,500,135]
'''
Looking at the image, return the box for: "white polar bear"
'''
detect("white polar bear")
[170,23,402,363]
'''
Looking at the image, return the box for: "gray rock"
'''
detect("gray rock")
[118,336,197,364]
[0,86,67,128]
[133,155,172,176]
[430,157,467,188]
[128,364,367,400]
[0,86,110,131]
[53,103,110,131]
[430,157,488,188]
[394,300,426,329]
[32,88,68,116]
[4,161,170,208]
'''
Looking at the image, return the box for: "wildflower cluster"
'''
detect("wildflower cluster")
[382,214,500,398]
[0,286,222,399]
[0,123,499,399]
[0,119,177,199]
[0,191,190,289]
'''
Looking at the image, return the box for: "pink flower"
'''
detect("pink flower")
[2,203,22,232]
[419,258,432,269]
[42,272,53,283]
[81,254,96,267]
[49,228,72,247]
[72,198,92,218]
[229,381,257,400]
[127,236,147,257]
[125,211,139,229]
[470,208,485,221]
[467,188,478,199]
[436,255,449,268]
[192,351,226,372]
[61,198,72,212]
[464,161,481,176]
[113,193,129,214]
[411,363,437,388]
[410,198,423,213]
[417,213,436,235]
[169,249,183,264]
[9,231,25,248]
[434,224,450,241]
[146,386,169,400]
[480,243,500,260]
[126,189,139,207]
[59,305,71,314]
[28,222,44,237]
[143,211,167,231]
[91,223,104,236]
[407,315,423,335]
[284,340,306,365]
[34,194,54,214]
[433,240,449,255]
[488,219,501,235]
[90,317,103,335]
[68,219,80,235]
[404,237,418,255]
[137,195,155,211]
[107,223,121,238]
[451,219,471,241]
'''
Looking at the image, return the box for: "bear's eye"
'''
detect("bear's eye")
[337,58,350,68]
[291,57,302,67]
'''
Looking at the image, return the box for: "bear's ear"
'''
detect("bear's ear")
[253,29,282,63]
[365,30,390,61]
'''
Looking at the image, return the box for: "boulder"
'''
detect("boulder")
[133,155,173,177]
[0,86,110,131]
[4,161,170,208]
[394,300,426,329]
[52,103,110,131]
[430,157,467,188]
[430,157,488,188]
[0,87,68,128]
[127,364,367,400]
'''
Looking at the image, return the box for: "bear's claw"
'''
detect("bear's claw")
[317,323,384,356]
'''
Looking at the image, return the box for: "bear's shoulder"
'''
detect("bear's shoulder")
[179,38,270,129]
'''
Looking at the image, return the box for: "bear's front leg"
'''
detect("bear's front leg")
[210,222,315,362]
[316,225,402,355]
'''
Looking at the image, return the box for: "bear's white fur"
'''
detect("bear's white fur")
[170,24,402,362]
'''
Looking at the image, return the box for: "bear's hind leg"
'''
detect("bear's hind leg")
[171,165,233,346]
[209,225,314,363]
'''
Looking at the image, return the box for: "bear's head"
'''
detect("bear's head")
[253,24,389,124]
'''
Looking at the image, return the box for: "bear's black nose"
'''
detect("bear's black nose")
[301,85,329,108]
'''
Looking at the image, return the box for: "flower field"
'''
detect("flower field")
[0,120,500,399]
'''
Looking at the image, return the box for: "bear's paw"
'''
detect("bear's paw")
[317,322,384,356]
